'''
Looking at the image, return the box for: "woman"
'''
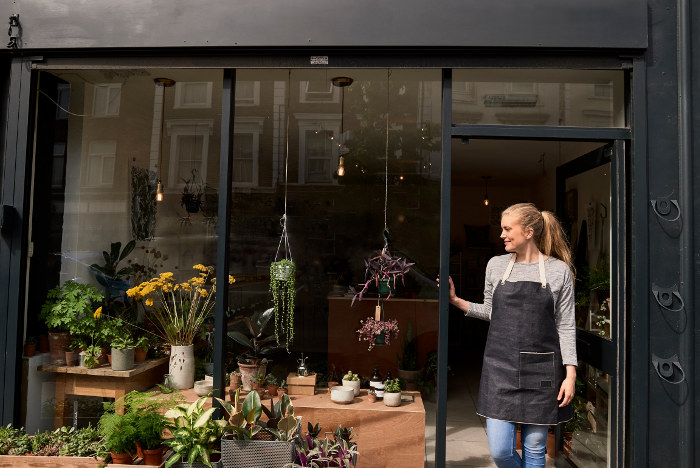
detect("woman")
[443,203,576,468]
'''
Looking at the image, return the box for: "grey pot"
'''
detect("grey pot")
[111,347,135,371]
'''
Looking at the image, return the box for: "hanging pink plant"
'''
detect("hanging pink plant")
[356,317,399,351]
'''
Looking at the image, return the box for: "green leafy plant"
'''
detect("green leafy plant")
[90,240,136,283]
[111,334,135,350]
[266,373,279,386]
[58,425,107,458]
[229,307,282,365]
[384,378,401,393]
[216,389,299,442]
[82,344,102,368]
[290,427,358,468]
[564,379,589,434]
[269,259,296,351]
[164,396,228,468]
[39,281,103,333]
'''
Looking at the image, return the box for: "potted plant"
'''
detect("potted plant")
[230,370,242,391]
[90,240,136,301]
[289,423,358,468]
[397,321,420,390]
[65,339,82,366]
[228,307,282,391]
[98,411,138,464]
[40,280,103,365]
[356,316,399,351]
[81,343,102,369]
[266,374,280,396]
[269,258,296,351]
[111,334,136,371]
[251,372,266,391]
[23,336,37,357]
[181,169,204,214]
[383,378,402,407]
[277,379,287,396]
[127,264,234,389]
[164,396,228,468]
[134,334,150,362]
[341,371,361,396]
[351,248,414,304]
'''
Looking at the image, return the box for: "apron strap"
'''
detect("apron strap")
[500,254,517,285]
[538,252,547,288]
[499,252,548,288]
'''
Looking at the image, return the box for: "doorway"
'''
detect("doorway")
[442,138,616,467]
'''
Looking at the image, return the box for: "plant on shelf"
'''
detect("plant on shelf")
[217,389,300,442]
[352,246,414,305]
[164,395,228,468]
[40,281,104,335]
[384,378,401,393]
[269,258,296,351]
[98,410,138,463]
[229,306,282,391]
[82,343,102,369]
[356,316,399,351]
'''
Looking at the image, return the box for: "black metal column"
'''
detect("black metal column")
[213,69,236,404]
[436,67,452,468]
[0,58,33,425]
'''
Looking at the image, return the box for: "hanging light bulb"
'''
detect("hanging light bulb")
[482,176,491,206]
[337,156,345,177]
[156,181,164,202]
[153,77,175,202]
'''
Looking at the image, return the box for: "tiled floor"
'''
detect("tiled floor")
[424,365,557,467]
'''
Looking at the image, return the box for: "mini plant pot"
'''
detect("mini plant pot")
[194,379,213,396]
[110,451,133,465]
[111,347,135,371]
[99,347,110,365]
[142,445,164,466]
[368,392,377,403]
[383,391,402,407]
[169,344,195,389]
[268,384,279,396]
[277,388,287,396]
[47,331,71,365]
[24,343,37,357]
[330,385,355,404]
[377,278,395,296]
[342,378,361,396]
[230,372,242,390]
[134,346,148,362]
[65,350,79,366]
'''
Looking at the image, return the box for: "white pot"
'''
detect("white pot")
[169,344,195,389]
[194,379,214,396]
[342,379,361,396]
[384,391,402,407]
[330,385,355,404]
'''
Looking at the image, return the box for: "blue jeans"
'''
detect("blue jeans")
[485,418,548,468]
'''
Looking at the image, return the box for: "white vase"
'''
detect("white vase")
[342,379,361,396]
[169,344,195,389]
[384,391,402,407]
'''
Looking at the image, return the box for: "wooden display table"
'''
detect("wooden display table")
[39,357,169,428]
[291,389,425,468]
[328,296,438,377]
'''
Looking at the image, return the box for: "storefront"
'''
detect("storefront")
[1,1,698,467]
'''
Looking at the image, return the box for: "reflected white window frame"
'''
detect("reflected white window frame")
[295,113,340,185]
[232,117,264,187]
[56,84,71,120]
[92,83,121,117]
[299,81,340,103]
[166,119,214,187]
[85,140,116,187]
[174,82,213,109]
[590,83,613,100]
[235,81,260,107]
[453,82,476,102]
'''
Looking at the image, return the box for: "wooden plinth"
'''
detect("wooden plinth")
[39,357,169,428]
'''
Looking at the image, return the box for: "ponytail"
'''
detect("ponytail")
[502,203,575,278]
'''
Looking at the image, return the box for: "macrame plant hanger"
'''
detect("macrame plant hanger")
[271,70,295,352]
[375,69,392,326]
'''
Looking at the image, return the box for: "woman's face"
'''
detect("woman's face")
[500,213,533,253]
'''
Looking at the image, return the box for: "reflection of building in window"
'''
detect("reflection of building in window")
[235,81,260,106]
[56,84,71,120]
[590,83,613,100]
[166,119,214,186]
[453,82,476,102]
[174,82,213,109]
[299,81,339,103]
[92,84,121,117]
[86,140,116,186]
[296,115,340,184]
[232,117,264,187]
[52,143,66,187]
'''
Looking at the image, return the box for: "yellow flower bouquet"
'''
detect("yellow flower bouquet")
[126,265,235,346]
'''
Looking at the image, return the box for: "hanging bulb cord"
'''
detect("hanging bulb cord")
[382,69,392,253]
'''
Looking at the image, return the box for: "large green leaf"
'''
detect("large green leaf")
[228,330,252,349]
[193,407,215,428]
[241,390,261,424]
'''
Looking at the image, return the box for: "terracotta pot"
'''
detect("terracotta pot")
[368,392,377,403]
[251,381,261,391]
[230,372,242,390]
[98,347,110,365]
[38,335,49,353]
[111,451,133,464]
[65,350,79,366]
[398,369,421,391]
[24,343,37,357]
[142,445,164,465]
[134,346,148,362]
[48,331,71,365]
[546,431,556,458]
[238,361,267,391]
[268,384,279,397]
[107,353,112,365]
[327,381,339,390]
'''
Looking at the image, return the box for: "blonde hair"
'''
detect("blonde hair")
[502,203,574,277]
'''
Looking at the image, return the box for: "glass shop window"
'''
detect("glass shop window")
[92,83,121,117]
[235,81,260,106]
[174,82,213,109]
[85,140,116,187]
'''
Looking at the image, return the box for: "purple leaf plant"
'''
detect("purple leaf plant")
[351,249,414,306]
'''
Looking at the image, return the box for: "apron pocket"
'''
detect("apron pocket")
[519,351,555,389]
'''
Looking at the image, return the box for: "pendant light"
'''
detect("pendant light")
[154,77,175,201]
[331,76,353,177]
[482,175,491,206]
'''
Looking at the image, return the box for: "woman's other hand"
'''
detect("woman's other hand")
[558,366,577,407]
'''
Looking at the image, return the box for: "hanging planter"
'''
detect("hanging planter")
[270,258,296,351]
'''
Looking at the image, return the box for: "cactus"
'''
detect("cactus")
[343,371,359,381]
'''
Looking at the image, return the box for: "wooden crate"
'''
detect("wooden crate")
[0,454,164,467]
[286,372,316,395]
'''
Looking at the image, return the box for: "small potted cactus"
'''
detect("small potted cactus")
[383,378,402,407]
[342,371,361,396]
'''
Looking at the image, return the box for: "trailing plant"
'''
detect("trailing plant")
[131,166,157,241]
[270,258,296,351]
[356,317,399,351]
[397,321,418,370]
[40,281,104,333]
[352,248,414,305]
[127,264,235,345]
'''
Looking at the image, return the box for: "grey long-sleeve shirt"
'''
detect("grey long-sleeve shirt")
[466,254,578,366]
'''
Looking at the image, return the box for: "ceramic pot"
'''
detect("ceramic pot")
[238,361,267,391]
[142,445,164,466]
[398,369,421,391]
[110,451,132,465]
[111,347,135,371]
[383,391,401,407]
[230,372,242,390]
[330,385,355,404]
[342,378,361,396]
[169,344,195,389]
[24,343,36,357]
[267,384,279,397]
[194,379,213,396]
[134,346,148,362]
[48,331,71,365]
[65,350,79,366]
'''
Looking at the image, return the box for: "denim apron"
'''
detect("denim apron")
[476,253,572,425]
